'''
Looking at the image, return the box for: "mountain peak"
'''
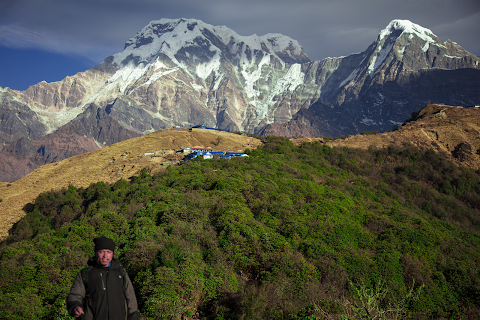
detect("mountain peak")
[377,19,437,43]
[112,18,309,68]
[362,19,454,75]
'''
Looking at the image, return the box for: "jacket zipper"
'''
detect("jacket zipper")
[100,272,106,290]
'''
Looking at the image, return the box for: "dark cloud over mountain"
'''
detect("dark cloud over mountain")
[1,0,479,90]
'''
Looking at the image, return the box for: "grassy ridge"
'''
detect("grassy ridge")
[1,137,480,319]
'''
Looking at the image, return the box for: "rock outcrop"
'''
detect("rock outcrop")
[0,90,48,144]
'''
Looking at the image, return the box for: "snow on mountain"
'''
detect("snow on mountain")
[113,18,307,67]
[376,19,446,55]
[367,19,446,74]
[101,18,311,122]
[77,18,478,135]
[108,17,308,90]
[377,19,437,45]
[4,17,478,161]
[255,63,305,119]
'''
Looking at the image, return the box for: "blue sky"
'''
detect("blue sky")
[1,0,479,91]
[1,47,93,91]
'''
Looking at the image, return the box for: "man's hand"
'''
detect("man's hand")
[73,306,84,318]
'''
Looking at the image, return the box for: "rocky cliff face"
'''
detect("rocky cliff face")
[0,132,99,183]
[90,18,313,133]
[0,103,140,182]
[0,90,48,144]
[4,18,479,137]
[1,18,479,181]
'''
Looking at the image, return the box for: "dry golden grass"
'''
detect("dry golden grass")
[0,128,262,240]
[292,104,480,170]
[324,104,480,170]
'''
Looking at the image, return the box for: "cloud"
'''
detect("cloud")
[0,24,115,63]
[0,25,46,49]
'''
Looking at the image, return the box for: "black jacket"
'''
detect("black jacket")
[67,257,140,320]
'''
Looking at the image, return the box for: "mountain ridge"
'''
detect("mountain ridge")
[1,18,479,181]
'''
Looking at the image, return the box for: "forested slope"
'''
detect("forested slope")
[1,137,480,319]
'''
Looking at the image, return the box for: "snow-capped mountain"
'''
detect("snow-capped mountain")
[91,18,312,132]
[338,19,477,83]
[116,18,309,68]
[266,19,480,137]
[104,17,310,99]
[1,18,479,181]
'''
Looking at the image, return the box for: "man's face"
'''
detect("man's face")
[96,249,113,267]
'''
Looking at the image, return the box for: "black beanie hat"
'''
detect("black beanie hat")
[94,236,115,252]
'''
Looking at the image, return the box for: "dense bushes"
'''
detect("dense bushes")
[1,137,480,319]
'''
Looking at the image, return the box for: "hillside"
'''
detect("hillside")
[291,103,480,170]
[1,135,480,319]
[0,128,262,240]
[2,103,479,240]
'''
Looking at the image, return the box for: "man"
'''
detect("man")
[67,236,140,320]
